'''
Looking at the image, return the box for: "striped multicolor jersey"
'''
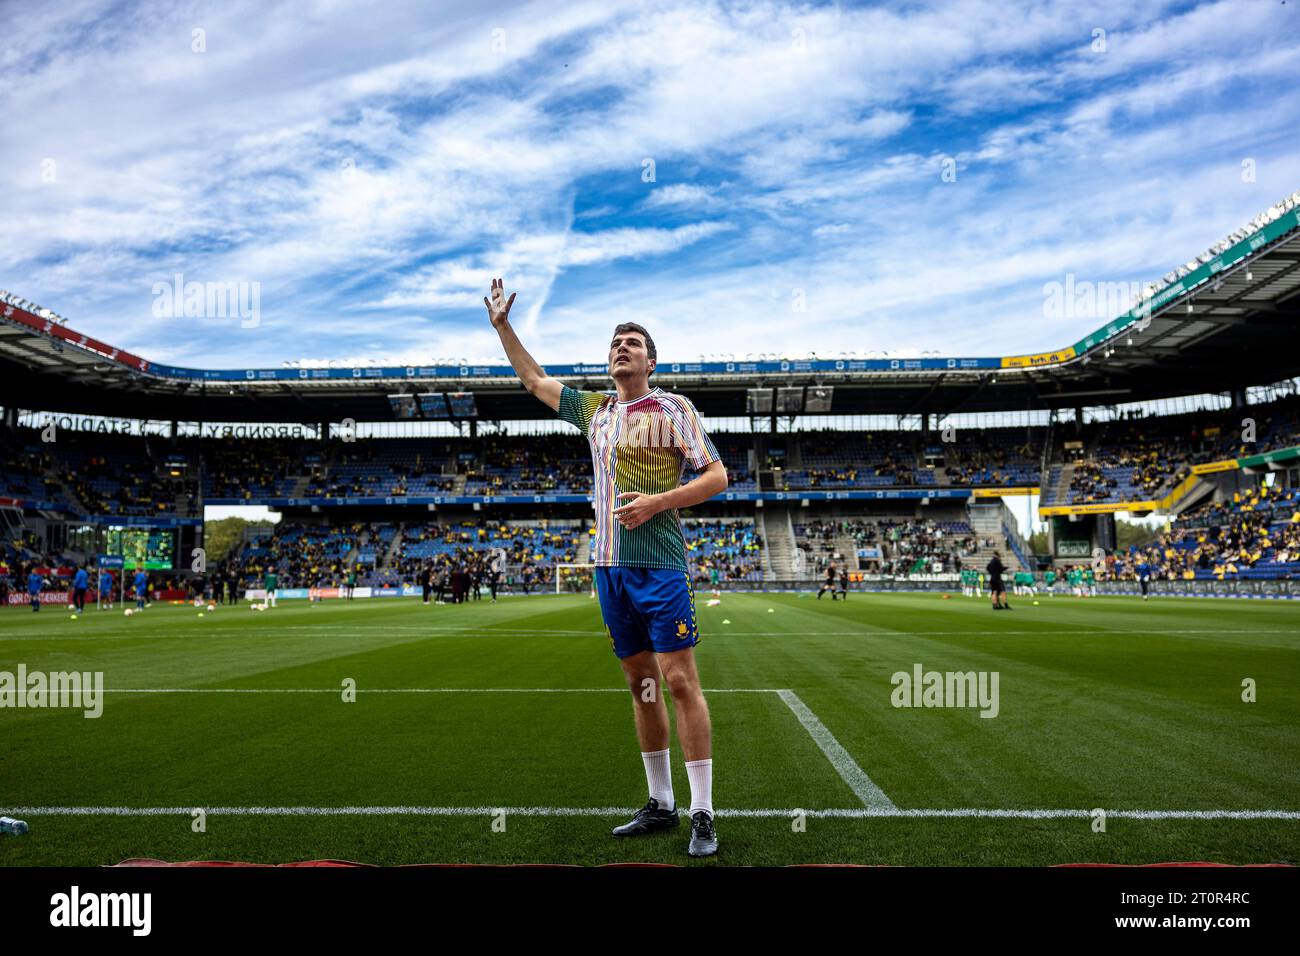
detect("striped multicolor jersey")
[558,384,721,570]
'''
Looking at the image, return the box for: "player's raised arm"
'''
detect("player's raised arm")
[484,278,563,412]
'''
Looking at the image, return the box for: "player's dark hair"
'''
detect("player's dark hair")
[611,322,656,375]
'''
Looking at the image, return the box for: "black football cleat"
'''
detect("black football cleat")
[612,798,680,837]
[688,810,718,857]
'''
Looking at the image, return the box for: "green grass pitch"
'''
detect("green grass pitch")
[1,591,1297,866]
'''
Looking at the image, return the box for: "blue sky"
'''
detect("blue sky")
[2,0,1298,370]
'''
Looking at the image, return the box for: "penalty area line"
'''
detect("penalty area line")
[776,689,897,811]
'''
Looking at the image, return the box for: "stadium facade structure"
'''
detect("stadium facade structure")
[3,191,1300,593]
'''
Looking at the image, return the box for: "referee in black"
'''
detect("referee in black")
[420,562,432,605]
[987,551,1010,610]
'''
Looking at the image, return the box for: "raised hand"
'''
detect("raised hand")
[484,278,517,329]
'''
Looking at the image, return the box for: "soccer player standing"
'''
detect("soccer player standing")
[486,278,727,857]
[72,564,88,613]
[27,566,42,612]
[817,563,837,600]
[132,568,148,611]
[1137,558,1151,601]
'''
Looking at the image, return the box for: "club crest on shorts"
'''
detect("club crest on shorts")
[675,619,689,637]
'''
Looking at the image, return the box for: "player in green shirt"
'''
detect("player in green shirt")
[263,570,278,608]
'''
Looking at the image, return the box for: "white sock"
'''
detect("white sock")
[685,758,713,817]
[641,749,674,808]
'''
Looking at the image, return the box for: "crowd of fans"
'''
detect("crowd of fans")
[874,520,980,575]
[1087,484,1300,583]
[1063,400,1300,506]
[788,433,918,489]
[205,440,309,500]
[794,517,980,576]
[682,520,764,583]
[320,440,457,498]
[941,431,1042,487]
[471,435,592,495]
[222,522,366,589]
[1068,444,1186,505]
[6,397,1300,518]
[386,521,588,587]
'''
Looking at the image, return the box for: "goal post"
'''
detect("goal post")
[555,563,597,595]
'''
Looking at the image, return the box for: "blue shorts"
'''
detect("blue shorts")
[595,566,699,659]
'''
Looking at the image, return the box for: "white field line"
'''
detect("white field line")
[101,687,779,694]
[17,687,1295,823]
[776,689,897,811]
[7,626,1298,640]
[264,627,1300,635]
[6,806,1298,821]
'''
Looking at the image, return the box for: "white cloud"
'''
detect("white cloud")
[369,221,733,311]
[643,184,720,210]
[0,0,1295,371]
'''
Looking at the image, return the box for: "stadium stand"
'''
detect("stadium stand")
[1105,484,1300,583]
[4,182,1300,596]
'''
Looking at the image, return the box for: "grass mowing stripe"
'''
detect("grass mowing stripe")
[7,806,1298,820]
[776,689,897,810]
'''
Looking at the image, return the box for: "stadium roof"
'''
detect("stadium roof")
[3,192,1299,423]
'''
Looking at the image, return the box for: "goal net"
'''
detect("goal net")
[555,563,597,595]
